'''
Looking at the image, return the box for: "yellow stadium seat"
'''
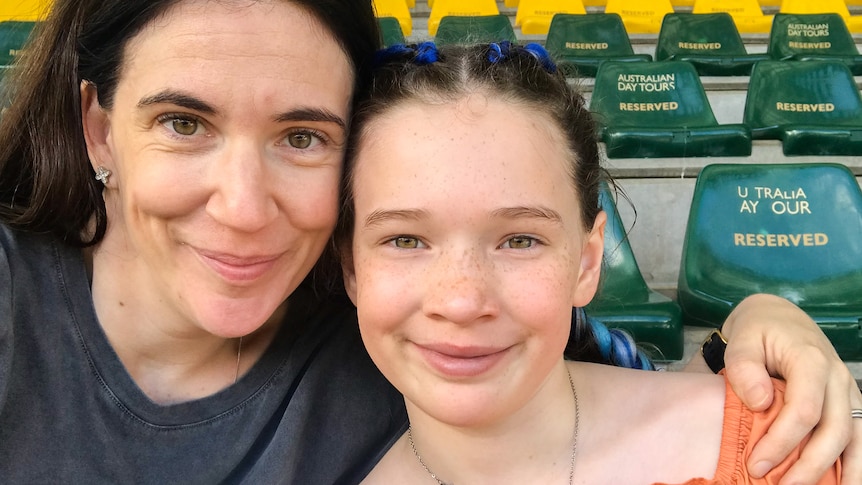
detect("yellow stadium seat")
[693,0,774,34]
[515,0,586,34]
[780,0,862,33]
[0,0,50,21]
[406,0,415,7]
[505,0,520,7]
[373,0,412,36]
[605,0,675,34]
[428,0,500,36]
[758,0,781,6]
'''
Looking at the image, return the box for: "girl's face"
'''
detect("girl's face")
[344,94,606,427]
[81,0,352,337]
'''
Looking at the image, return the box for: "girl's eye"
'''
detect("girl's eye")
[391,236,421,249]
[502,236,536,249]
[286,130,324,149]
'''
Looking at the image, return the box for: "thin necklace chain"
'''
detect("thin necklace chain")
[234,336,243,384]
[408,366,580,485]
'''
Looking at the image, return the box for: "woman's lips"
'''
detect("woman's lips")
[414,343,511,378]
[194,248,282,283]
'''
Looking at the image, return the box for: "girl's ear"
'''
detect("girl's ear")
[572,210,606,308]
[341,248,359,306]
[80,81,114,174]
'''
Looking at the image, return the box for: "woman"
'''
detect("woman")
[0,1,857,483]
[337,41,844,484]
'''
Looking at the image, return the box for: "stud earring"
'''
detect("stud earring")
[94,166,111,186]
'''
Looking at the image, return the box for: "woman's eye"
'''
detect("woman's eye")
[392,236,421,249]
[158,115,204,136]
[286,130,323,149]
[503,236,536,249]
[172,119,199,136]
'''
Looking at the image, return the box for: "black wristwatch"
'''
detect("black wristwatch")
[701,329,727,374]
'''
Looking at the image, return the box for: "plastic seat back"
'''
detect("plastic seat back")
[678,163,862,359]
[0,0,49,21]
[585,184,684,361]
[427,0,500,36]
[378,17,406,47]
[656,13,769,75]
[692,0,773,34]
[435,15,516,46]
[373,0,413,36]
[780,0,862,32]
[514,0,586,35]
[767,13,862,74]
[590,61,752,158]
[0,21,36,67]
[743,60,862,154]
[545,14,651,77]
[604,0,675,34]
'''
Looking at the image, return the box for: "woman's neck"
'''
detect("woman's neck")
[397,362,579,485]
[85,246,285,404]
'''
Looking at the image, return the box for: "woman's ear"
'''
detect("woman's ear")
[80,81,114,175]
[572,210,607,308]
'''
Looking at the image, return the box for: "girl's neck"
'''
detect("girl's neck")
[401,362,579,485]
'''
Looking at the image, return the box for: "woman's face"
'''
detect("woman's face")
[81,0,352,337]
[344,94,605,428]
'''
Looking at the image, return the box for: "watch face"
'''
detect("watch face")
[702,330,727,374]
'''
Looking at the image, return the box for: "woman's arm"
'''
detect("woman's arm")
[688,293,861,485]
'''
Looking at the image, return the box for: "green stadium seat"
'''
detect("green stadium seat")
[545,14,652,78]
[743,60,862,156]
[378,17,406,47]
[585,185,684,361]
[655,13,770,76]
[0,21,36,67]
[590,61,752,158]
[768,13,862,75]
[434,14,517,46]
[678,163,862,360]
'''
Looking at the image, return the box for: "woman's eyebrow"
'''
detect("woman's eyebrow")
[274,108,346,129]
[137,90,217,114]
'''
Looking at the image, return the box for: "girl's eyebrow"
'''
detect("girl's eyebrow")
[491,206,563,224]
[363,209,429,229]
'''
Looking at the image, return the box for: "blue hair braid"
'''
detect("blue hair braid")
[522,43,557,73]
[414,41,439,65]
[576,307,655,370]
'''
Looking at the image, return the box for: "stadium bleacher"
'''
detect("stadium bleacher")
[369,1,862,367]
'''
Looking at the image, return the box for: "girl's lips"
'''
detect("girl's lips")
[194,248,282,283]
[414,343,512,378]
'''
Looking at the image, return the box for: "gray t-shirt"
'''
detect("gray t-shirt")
[0,225,406,484]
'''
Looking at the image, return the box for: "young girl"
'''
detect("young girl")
[336,42,842,484]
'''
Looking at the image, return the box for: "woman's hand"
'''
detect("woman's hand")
[717,294,861,484]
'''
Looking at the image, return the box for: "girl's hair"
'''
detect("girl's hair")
[0,0,380,247]
[336,42,653,370]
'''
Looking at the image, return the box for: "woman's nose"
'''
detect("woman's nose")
[206,141,278,232]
